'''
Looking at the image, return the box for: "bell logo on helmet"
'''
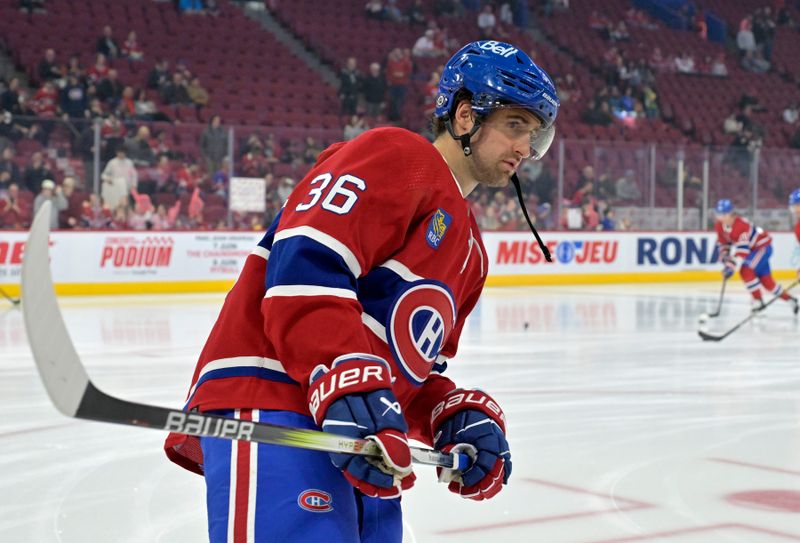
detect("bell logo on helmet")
[478,40,519,58]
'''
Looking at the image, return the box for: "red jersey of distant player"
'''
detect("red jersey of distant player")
[165,128,489,475]
[715,215,772,260]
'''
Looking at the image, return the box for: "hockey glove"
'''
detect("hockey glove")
[722,257,736,279]
[308,356,414,499]
[431,389,511,501]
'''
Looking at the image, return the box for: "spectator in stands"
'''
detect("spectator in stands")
[117,86,137,120]
[124,126,156,167]
[1,78,23,114]
[338,57,361,116]
[344,114,368,141]
[30,81,59,118]
[0,147,21,186]
[783,102,799,125]
[277,176,295,204]
[674,52,696,74]
[407,0,426,25]
[162,72,191,105]
[422,70,440,117]
[435,0,463,18]
[364,0,385,20]
[61,75,89,119]
[615,170,641,201]
[134,88,157,120]
[101,147,137,209]
[581,99,613,126]
[147,59,171,91]
[0,182,28,228]
[600,208,616,230]
[22,152,53,194]
[58,176,82,228]
[582,199,599,230]
[79,193,112,230]
[386,48,411,122]
[65,55,85,82]
[201,115,228,176]
[19,0,46,13]
[87,53,110,84]
[736,18,757,57]
[752,7,776,62]
[741,50,770,73]
[362,63,386,118]
[477,5,497,38]
[792,126,800,149]
[128,193,153,230]
[122,31,144,62]
[302,136,322,165]
[709,54,728,77]
[412,29,441,58]
[97,69,124,105]
[33,179,67,230]
[187,76,210,115]
[96,26,120,59]
[37,49,62,83]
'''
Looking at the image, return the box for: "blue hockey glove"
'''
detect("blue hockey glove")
[308,356,414,499]
[431,389,511,501]
[722,257,735,279]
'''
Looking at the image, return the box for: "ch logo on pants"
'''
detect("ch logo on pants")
[298,489,333,513]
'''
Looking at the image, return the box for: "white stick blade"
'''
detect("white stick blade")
[21,201,89,416]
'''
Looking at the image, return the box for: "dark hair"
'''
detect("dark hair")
[431,89,473,138]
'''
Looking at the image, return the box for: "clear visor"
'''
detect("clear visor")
[530,124,555,160]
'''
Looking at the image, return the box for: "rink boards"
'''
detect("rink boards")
[1,230,798,295]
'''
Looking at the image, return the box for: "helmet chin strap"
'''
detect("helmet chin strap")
[444,116,482,156]
[445,114,552,263]
[511,173,552,262]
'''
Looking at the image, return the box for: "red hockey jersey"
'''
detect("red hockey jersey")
[715,215,772,260]
[165,128,489,474]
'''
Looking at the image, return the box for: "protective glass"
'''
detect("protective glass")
[482,114,556,160]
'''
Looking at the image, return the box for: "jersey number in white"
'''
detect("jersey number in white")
[295,173,366,215]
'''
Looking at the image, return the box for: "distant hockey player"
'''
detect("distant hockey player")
[791,188,800,278]
[164,40,559,543]
[714,198,798,314]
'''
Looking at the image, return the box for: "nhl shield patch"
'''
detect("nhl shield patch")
[426,208,452,249]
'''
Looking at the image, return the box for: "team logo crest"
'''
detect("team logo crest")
[387,281,456,385]
[426,208,452,249]
[298,489,333,513]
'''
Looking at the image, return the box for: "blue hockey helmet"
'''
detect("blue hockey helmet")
[789,188,800,206]
[715,199,734,214]
[435,40,559,160]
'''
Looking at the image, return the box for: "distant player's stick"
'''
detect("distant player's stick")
[21,203,469,471]
[707,276,728,318]
[0,287,20,306]
[698,279,799,342]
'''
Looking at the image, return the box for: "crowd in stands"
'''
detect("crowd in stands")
[3,0,800,233]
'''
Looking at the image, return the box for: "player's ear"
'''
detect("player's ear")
[452,100,475,136]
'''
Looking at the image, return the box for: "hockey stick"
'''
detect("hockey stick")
[0,286,20,306]
[698,279,799,342]
[707,276,728,318]
[21,202,468,470]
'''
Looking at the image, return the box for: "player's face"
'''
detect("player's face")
[469,108,542,188]
[792,204,800,217]
[716,212,734,227]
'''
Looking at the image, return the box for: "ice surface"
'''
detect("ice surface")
[1,282,798,542]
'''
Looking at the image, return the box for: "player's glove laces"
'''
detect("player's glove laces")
[308,356,414,499]
[431,389,511,501]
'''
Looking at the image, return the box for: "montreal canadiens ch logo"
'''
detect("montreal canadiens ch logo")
[297,489,333,513]
[387,281,456,385]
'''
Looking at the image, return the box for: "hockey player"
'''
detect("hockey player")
[164,40,559,543]
[714,198,798,314]
[791,188,800,278]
